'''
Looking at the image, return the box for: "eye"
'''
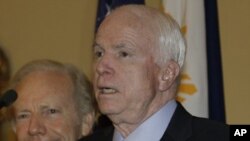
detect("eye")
[42,108,61,117]
[119,51,129,58]
[95,50,103,58]
[47,108,59,114]
[16,113,29,120]
[93,45,104,59]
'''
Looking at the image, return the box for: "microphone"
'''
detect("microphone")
[0,89,18,109]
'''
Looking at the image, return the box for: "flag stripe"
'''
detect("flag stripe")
[204,0,226,123]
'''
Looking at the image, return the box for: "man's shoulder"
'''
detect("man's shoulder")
[193,117,229,131]
[192,116,229,129]
[190,116,229,141]
[165,103,229,141]
[174,102,229,132]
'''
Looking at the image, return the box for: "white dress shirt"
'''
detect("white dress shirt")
[113,100,177,141]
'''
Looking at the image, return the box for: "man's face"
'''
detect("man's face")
[93,11,161,123]
[12,71,82,141]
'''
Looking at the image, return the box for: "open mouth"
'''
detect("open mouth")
[98,87,118,94]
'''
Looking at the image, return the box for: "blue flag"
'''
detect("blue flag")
[205,0,226,123]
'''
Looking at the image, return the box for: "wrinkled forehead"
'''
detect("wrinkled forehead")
[96,6,160,50]
[99,6,157,34]
[12,71,76,110]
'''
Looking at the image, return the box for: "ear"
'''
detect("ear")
[158,60,180,92]
[81,112,95,136]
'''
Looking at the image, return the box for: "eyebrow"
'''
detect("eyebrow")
[16,109,30,114]
[93,42,136,53]
[15,105,59,113]
[40,105,51,110]
[114,43,136,53]
[114,43,126,50]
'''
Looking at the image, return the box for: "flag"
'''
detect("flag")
[162,0,225,122]
[205,0,226,122]
[162,0,209,118]
[95,0,145,31]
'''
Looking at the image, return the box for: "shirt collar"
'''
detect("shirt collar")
[113,100,177,141]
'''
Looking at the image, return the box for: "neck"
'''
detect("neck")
[110,91,174,138]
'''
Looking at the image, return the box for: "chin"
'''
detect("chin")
[99,105,119,115]
[99,106,114,114]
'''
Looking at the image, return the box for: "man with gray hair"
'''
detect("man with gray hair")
[82,4,229,141]
[7,59,96,141]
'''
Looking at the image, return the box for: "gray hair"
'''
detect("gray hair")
[8,59,95,120]
[114,5,186,68]
[155,12,186,68]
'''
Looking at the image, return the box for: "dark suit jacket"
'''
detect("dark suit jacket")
[80,103,229,141]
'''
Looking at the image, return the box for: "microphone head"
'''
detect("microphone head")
[1,89,18,107]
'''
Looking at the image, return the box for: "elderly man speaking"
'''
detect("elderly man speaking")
[82,4,229,141]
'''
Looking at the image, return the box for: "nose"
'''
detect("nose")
[95,54,114,76]
[28,115,46,136]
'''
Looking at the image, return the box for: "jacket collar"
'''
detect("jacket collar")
[160,102,193,141]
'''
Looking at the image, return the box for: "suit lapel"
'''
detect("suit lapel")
[101,126,114,140]
[160,102,193,141]
[82,126,114,141]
